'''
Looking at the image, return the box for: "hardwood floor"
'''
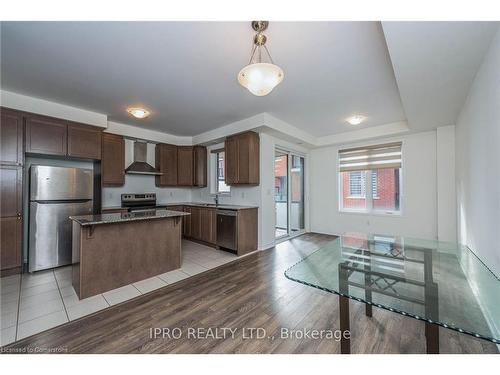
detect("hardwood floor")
[3,233,497,354]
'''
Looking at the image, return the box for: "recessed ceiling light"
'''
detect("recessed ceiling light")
[346,115,365,125]
[127,107,150,119]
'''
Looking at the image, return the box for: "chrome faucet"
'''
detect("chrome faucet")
[214,194,219,207]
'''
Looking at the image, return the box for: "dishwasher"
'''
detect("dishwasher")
[216,209,237,251]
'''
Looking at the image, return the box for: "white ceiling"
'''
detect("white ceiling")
[1,21,497,140]
[1,21,405,137]
[382,21,499,131]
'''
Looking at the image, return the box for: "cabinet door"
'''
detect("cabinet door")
[224,136,238,184]
[25,115,67,156]
[183,206,192,237]
[0,166,22,272]
[243,132,260,184]
[0,108,24,165]
[67,122,102,160]
[0,167,22,218]
[209,209,217,244]
[193,146,207,187]
[0,217,22,271]
[190,207,201,240]
[177,146,194,186]
[156,144,178,186]
[200,208,211,243]
[102,133,125,187]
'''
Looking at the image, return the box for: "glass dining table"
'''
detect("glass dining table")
[284,233,500,354]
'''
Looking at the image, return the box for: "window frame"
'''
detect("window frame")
[212,149,230,195]
[338,142,403,217]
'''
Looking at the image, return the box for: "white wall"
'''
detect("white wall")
[436,125,457,242]
[309,131,438,240]
[456,28,500,277]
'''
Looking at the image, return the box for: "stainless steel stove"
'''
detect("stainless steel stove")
[121,193,167,212]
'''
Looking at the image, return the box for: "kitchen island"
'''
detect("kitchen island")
[70,209,189,299]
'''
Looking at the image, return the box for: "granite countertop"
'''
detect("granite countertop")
[99,202,259,213]
[163,202,259,210]
[70,209,190,226]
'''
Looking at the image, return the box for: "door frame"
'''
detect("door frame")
[274,147,306,241]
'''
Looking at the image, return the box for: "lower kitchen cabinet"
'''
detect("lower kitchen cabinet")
[183,206,192,237]
[0,166,23,276]
[180,205,257,254]
[0,217,22,274]
[200,208,216,244]
[190,207,202,240]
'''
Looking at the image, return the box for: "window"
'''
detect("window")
[348,171,365,197]
[348,171,377,198]
[339,142,402,214]
[215,151,230,193]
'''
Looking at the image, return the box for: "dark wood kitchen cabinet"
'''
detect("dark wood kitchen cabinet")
[177,146,194,186]
[189,206,202,240]
[102,133,125,186]
[0,166,23,275]
[0,108,24,166]
[200,207,216,244]
[25,114,68,156]
[67,122,102,160]
[155,143,178,186]
[183,206,192,237]
[224,131,259,185]
[193,146,207,187]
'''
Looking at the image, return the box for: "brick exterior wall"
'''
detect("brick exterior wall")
[342,169,399,210]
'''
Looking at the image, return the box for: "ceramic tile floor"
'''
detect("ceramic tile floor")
[0,240,237,346]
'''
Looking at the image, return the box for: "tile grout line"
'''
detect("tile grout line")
[53,270,70,322]
[14,274,22,342]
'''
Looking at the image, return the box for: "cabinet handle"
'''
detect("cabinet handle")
[17,213,22,220]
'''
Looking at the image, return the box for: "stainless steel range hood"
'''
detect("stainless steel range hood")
[125,141,162,175]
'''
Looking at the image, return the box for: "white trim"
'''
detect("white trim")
[1,90,108,127]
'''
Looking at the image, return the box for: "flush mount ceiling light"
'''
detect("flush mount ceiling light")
[238,21,284,97]
[346,115,365,125]
[127,107,150,119]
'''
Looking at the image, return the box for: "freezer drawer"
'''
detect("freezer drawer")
[29,200,93,272]
[30,165,93,201]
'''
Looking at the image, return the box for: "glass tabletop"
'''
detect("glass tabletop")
[284,233,500,343]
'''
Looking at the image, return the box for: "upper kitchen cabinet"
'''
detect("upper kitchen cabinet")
[102,133,125,187]
[193,146,207,187]
[225,131,260,185]
[155,143,178,187]
[67,122,102,160]
[155,144,207,187]
[25,113,102,160]
[25,114,67,156]
[0,108,24,166]
[177,146,194,186]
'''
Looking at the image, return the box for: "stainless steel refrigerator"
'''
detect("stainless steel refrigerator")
[29,165,94,272]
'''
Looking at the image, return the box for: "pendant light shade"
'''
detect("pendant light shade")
[238,21,284,96]
[238,63,284,97]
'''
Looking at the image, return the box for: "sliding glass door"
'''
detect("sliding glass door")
[274,151,289,239]
[290,155,305,235]
[275,149,305,240]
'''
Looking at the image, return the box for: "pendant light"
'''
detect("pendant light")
[238,21,284,97]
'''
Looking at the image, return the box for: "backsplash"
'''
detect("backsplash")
[102,174,192,207]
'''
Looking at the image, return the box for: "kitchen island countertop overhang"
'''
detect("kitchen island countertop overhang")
[70,209,190,299]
